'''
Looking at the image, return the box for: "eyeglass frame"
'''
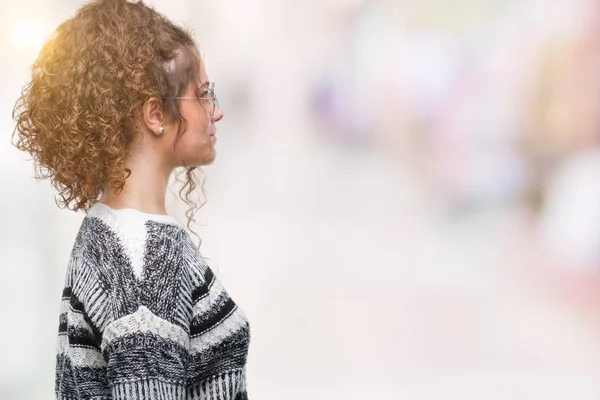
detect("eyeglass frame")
[167,82,219,116]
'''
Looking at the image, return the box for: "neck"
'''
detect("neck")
[99,154,173,215]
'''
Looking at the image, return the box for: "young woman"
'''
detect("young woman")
[12,1,251,399]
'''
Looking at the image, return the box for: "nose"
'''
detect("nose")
[212,105,224,123]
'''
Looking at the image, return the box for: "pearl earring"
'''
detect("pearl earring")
[158,126,164,134]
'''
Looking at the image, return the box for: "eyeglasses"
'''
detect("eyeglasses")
[170,82,219,116]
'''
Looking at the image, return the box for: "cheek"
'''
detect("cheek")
[188,113,207,131]
[180,118,213,156]
[174,107,213,163]
[181,104,210,133]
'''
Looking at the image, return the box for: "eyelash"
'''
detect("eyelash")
[196,89,209,97]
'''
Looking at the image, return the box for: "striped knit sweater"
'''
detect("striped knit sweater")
[55,202,251,400]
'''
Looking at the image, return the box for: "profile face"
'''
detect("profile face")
[169,57,223,167]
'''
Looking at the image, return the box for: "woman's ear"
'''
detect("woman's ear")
[142,97,165,136]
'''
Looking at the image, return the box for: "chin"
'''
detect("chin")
[197,150,216,166]
[177,152,216,168]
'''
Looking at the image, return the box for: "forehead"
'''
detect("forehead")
[198,58,209,82]
[188,46,207,80]
[181,57,208,93]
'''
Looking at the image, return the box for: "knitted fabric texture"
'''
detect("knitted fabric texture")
[55,203,251,400]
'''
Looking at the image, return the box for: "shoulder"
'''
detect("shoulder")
[75,203,188,265]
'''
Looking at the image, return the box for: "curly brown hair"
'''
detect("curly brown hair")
[12,0,206,243]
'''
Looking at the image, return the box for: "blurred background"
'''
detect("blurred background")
[1,0,600,399]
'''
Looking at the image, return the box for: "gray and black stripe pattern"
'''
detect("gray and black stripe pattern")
[55,204,250,400]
